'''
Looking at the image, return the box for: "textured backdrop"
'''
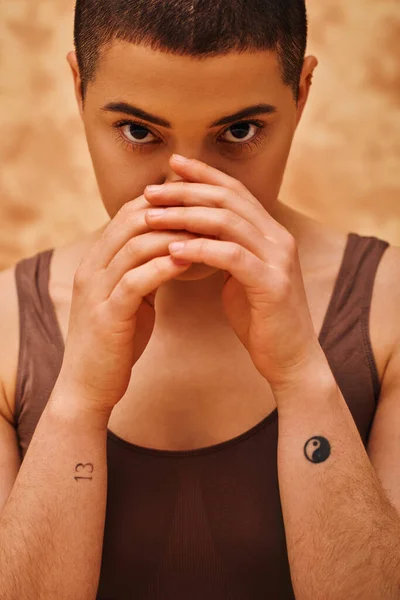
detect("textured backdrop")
[1,0,399,270]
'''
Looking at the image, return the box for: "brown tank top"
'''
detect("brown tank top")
[13,232,389,600]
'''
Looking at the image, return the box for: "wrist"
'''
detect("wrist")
[45,383,112,433]
[269,345,334,399]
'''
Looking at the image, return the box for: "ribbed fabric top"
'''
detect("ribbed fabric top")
[13,232,389,599]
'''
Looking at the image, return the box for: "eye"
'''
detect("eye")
[221,122,259,144]
[112,118,267,154]
[114,120,158,149]
[218,120,267,154]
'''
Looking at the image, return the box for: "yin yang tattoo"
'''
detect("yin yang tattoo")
[304,436,331,463]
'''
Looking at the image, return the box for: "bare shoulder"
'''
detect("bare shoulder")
[0,265,20,424]
[370,243,400,380]
[373,243,400,300]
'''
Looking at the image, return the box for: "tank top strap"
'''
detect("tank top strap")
[14,248,63,420]
[321,233,390,330]
[319,232,390,399]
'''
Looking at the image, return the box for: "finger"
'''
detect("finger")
[144,183,288,246]
[107,254,192,322]
[102,229,199,297]
[80,195,151,273]
[169,155,290,238]
[169,155,256,204]
[145,206,271,263]
[168,237,270,291]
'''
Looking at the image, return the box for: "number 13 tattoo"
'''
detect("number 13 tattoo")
[74,462,94,482]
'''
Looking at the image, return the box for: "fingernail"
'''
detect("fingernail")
[147,208,166,217]
[169,241,186,252]
[172,154,190,163]
[145,185,162,194]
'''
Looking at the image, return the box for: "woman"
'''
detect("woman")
[1,0,400,598]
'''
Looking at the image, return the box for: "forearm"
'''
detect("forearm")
[272,352,400,600]
[0,385,109,600]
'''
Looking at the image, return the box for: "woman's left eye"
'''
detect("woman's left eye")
[219,121,267,153]
[222,122,261,144]
[113,119,267,153]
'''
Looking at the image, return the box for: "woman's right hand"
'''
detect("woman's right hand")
[53,194,197,421]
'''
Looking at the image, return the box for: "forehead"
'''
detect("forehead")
[92,41,286,106]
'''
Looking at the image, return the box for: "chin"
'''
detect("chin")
[173,263,220,281]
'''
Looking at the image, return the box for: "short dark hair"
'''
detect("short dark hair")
[74,0,308,105]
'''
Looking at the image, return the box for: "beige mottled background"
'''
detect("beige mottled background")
[1,1,399,270]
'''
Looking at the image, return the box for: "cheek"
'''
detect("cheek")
[93,168,144,218]
[86,131,120,199]
[241,155,288,209]
[260,135,294,197]
[237,125,294,204]
[85,131,153,217]
[269,125,294,170]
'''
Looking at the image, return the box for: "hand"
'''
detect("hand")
[56,190,199,420]
[143,154,323,391]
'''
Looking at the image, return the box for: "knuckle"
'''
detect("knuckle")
[230,242,244,263]
[272,272,292,301]
[119,271,135,295]
[223,209,241,228]
[118,202,133,215]
[152,255,166,278]
[119,201,136,219]
[126,236,139,258]
[197,237,208,256]
[197,160,210,174]
[233,179,248,196]
[212,186,228,208]
[282,234,298,266]
[285,233,297,253]
[118,202,129,218]
[90,303,106,328]
[73,266,88,291]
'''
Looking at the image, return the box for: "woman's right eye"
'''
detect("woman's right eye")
[118,121,156,144]
[112,119,160,154]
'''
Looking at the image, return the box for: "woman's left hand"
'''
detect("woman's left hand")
[143,154,323,391]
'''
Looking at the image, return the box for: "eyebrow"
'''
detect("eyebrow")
[100,101,277,128]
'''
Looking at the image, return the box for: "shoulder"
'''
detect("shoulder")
[367,245,400,514]
[372,242,400,334]
[0,265,20,423]
[374,242,400,293]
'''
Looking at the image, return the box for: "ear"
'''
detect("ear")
[66,51,84,118]
[295,55,318,128]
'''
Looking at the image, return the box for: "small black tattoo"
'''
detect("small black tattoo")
[304,436,331,463]
[74,462,94,481]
